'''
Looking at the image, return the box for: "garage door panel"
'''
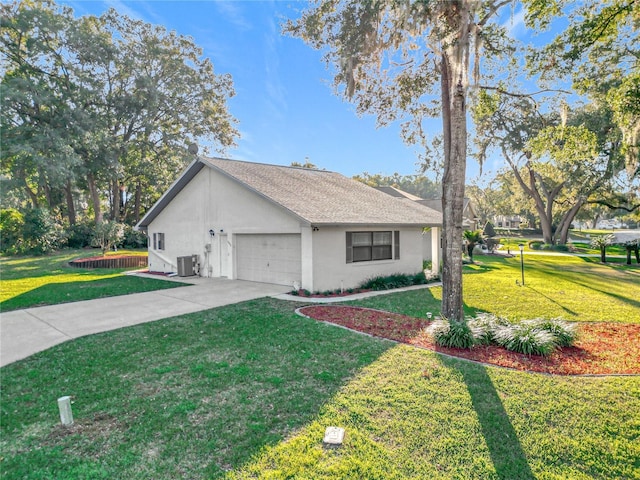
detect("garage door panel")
[236,234,301,286]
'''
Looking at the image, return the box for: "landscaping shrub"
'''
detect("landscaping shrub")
[528,240,543,250]
[467,313,509,345]
[526,318,578,347]
[359,271,428,291]
[21,208,66,254]
[67,219,95,248]
[120,224,148,248]
[92,221,125,254]
[412,271,427,285]
[493,323,557,356]
[428,315,578,355]
[427,318,475,349]
[0,208,24,254]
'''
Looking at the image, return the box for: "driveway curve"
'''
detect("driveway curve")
[0,277,289,367]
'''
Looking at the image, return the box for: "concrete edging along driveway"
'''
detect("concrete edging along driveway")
[0,277,290,367]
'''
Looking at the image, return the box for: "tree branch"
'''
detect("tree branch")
[587,199,640,212]
[477,85,573,97]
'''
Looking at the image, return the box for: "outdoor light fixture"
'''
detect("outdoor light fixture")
[209,229,215,237]
[518,243,525,286]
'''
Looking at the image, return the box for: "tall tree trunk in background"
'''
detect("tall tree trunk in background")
[42,176,52,210]
[440,4,471,322]
[64,179,76,225]
[20,169,39,208]
[111,179,120,221]
[133,180,142,224]
[87,172,102,223]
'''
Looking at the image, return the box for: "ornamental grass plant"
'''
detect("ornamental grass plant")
[430,315,579,356]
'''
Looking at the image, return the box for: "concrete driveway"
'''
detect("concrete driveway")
[1,277,290,367]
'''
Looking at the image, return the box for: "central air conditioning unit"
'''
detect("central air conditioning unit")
[177,255,195,277]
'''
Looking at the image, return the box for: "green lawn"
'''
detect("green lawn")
[0,249,186,311]
[1,254,639,479]
[351,254,640,322]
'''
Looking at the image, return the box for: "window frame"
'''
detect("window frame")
[346,230,399,263]
[153,232,165,251]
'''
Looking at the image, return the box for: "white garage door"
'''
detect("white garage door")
[236,234,301,286]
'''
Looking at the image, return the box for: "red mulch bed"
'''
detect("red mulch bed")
[71,254,138,262]
[299,306,640,376]
[69,254,147,269]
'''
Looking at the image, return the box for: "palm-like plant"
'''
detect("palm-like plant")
[590,234,614,263]
[463,230,483,263]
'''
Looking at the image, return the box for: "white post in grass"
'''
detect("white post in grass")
[57,396,74,426]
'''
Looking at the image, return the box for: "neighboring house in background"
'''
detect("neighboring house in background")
[137,157,443,292]
[375,186,479,231]
[597,218,624,229]
[493,215,522,229]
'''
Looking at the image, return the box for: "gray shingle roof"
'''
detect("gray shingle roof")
[203,157,442,226]
[137,157,442,229]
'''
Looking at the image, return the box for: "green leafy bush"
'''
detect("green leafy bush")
[92,221,125,254]
[22,208,66,254]
[67,219,95,248]
[428,319,475,349]
[528,240,543,250]
[359,272,427,291]
[120,225,148,248]
[0,208,25,254]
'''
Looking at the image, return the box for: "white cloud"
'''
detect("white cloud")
[502,8,526,39]
[213,1,252,31]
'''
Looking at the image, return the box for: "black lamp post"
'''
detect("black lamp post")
[518,243,525,286]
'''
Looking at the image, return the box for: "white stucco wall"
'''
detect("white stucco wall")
[146,165,442,289]
[147,167,303,276]
[308,226,428,292]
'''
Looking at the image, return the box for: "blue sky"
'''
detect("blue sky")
[58,1,536,182]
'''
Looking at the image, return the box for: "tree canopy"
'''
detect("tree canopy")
[1,0,239,226]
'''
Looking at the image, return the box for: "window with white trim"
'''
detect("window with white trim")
[153,232,165,250]
[346,231,399,263]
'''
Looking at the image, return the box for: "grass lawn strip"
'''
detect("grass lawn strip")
[1,298,638,479]
[0,249,187,311]
[349,254,640,323]
[299,305,640,375]
[228,346,639,480]
[2,253,639,478]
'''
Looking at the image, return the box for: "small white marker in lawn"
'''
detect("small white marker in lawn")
[57,396,74,426]
[323,426,345,445]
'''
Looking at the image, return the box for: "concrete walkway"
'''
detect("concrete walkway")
[0,277,290,367]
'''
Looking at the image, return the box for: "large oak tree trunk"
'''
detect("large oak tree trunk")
[87,172,103,224]
[440,3,471,322]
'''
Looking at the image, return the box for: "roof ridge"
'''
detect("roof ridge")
[202,156,334,174]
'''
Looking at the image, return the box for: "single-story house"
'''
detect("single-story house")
[136,157,443,292]
[493,215,522,229]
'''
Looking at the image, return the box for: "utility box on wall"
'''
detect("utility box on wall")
[177,255,194,277]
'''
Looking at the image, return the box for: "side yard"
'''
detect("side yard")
[0,253,638,478]
[0,249,185,311]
